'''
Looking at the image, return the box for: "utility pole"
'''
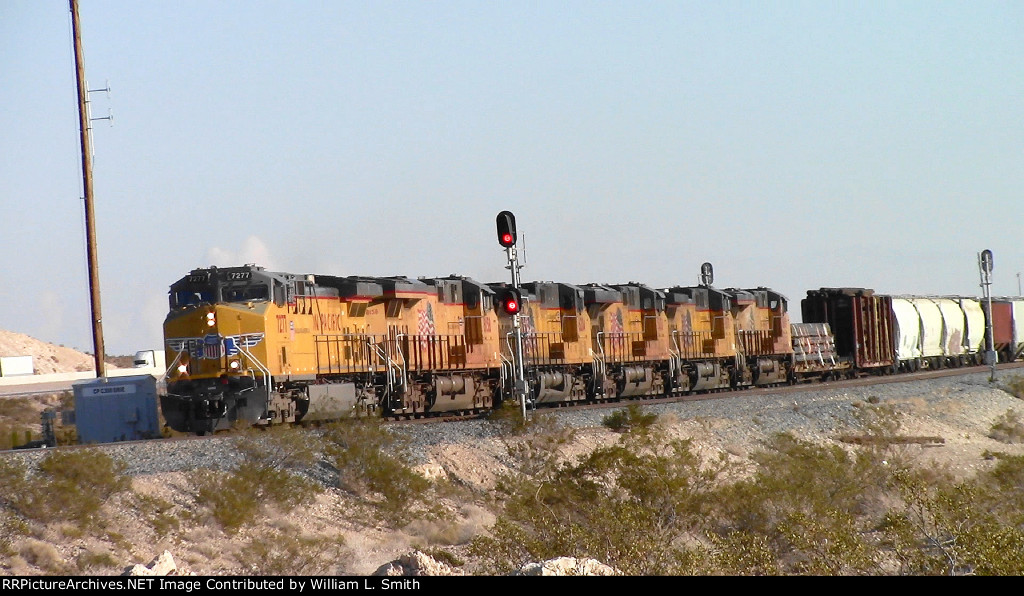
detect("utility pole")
[71,0,106,377]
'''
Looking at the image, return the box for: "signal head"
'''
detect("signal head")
[498,287,522,315]
[496,210,517,248]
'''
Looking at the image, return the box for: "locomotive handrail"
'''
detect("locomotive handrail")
[366,338,404,394]
[499,351,513,393]
[161,350,188,398]
[388,335,409,391]
[500,332,516,397]
[236,343,271,418]
[164,350,185,383]
[237,343,270,389]
[593,331,607,380]
[668,329,681,382]
[669,329,681,357]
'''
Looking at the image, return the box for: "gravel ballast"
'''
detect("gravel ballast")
[5,368,1024,479]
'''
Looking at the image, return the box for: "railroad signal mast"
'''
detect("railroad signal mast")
[496,211,528,418]
[979,249,996,381]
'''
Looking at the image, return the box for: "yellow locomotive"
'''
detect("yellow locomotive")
[161,265,506,434]
[488,279,794,407]
[161,262,797,434]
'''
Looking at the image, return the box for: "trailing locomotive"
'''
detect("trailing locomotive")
[159,264,1024,435]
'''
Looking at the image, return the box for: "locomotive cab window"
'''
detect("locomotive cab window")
[171,289,213,309]
[223,285,269,303]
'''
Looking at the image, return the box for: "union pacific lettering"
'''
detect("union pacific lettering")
[313,313,344,332]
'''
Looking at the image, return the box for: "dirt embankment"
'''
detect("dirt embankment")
[0,330,128,375]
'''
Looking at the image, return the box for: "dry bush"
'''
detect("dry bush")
[235,526,348,575]
[321,418,440,526]
[472,421,721,575]
[1003,375,1024,399]
[404,503,494,547]
[989,409,1024,444]
[0,510,29,556]
[0,397,40,425]
[133,493,180,539]
[0,448,130,528]
[75,548,120,573]
[191,427,323,533]
[18,539,66,574]
[602,404,659,433]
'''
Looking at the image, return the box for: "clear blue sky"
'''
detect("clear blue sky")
[2,1,1022,356]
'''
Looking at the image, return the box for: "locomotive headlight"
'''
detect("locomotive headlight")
[205,312,216,327]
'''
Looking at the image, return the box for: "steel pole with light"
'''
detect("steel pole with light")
[979,249,996,382]
[496,211,528,419]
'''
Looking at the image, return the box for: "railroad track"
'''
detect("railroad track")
[4,360,1022,455]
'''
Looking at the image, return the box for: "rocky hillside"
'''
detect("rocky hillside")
[2,366,1024,575]
[0,330,128,374]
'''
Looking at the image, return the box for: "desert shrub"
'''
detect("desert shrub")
[192,428,323,533]
[19,539,66,573]
[58,390,75,410]
[134,493,180,539]
[503,412,577,478]
[75,549,120,572]
[1003,375,1024,399]
[968,453,1024,527]
[852,403,903,438]
[988,409,1024,443]
[707,433,890,574]
[421,547,464,568]
[471,423,725,575]
[0,397,40,425]
[235,425,323,470]
[320,417,434,525]
[0,510,29,556]
[602,404,659,433]
[0,423,34,450]
[881,468,1024,575]
[236,527,348,575]
[486,399,541,436]
[53,424,77,446]
[0,449,129,528]
[0,396,43,449]
[701,530,780,575]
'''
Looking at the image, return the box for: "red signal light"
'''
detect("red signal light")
[497,287,522,315]
[496,211,517,248]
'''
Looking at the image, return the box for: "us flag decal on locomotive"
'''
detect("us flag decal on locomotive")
[166,333,265,360]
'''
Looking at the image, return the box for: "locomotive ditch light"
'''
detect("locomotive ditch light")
[496,210,517,248]
[228,359,241,371]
